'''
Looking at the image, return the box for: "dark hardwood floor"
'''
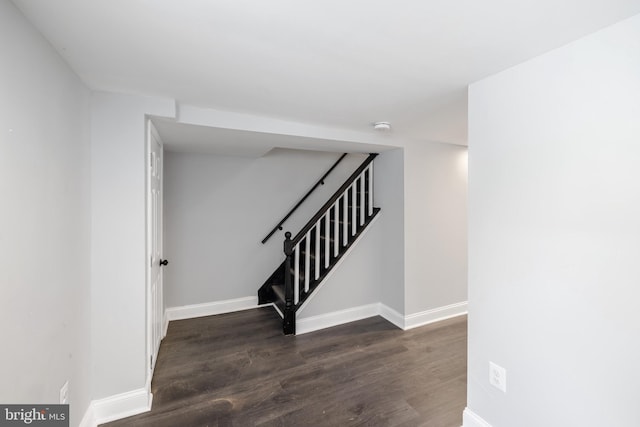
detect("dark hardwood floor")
[103,308,467,427]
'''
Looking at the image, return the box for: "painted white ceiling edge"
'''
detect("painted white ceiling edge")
[13,1,640,147]
[153,119,390,157]
[154,103,408,157]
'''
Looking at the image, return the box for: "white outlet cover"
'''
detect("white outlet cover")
[489,362,507,393]
[60,380,69,404]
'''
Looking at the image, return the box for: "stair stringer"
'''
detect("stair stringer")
[294,211,382,318]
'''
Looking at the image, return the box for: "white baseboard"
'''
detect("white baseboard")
[165,296,258,322]
[403,301,468,330]
[80,388,152,427]
[378,303,405,329]
[296,301,468,335]
[162,310,169,338]
[296,303,380,334]
[271,302,283,318]
[462,408,493,427]
[78,405,96,427]
[164,297,465,335]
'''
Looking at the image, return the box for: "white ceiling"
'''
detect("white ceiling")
[13,0,640,147]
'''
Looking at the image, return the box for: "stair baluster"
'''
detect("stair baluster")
[368,163,373,216]
[283,232,295,335]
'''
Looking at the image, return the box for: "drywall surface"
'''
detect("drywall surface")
[163,149,367,307]
[404,141,468,314]
[0,1,91,424]
[373,148,405,314]
[467,14,640,427]
[90,92,174,399]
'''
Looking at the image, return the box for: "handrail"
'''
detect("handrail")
[261,153,348,244]
[288,153,377,248]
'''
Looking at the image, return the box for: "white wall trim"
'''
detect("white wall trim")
[165,297,466,334]
[271,302,284,319]
[165,296,258,321]
[80,388,152,427]
[297,301,467,334]
[78,405,96,427]
[403,301,468,330]
[162,310,169,338]
[462,407,493,427]
[378,303,405,329]
[296,303,380,334]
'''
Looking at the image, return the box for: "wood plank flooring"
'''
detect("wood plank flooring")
[103,308,467,427]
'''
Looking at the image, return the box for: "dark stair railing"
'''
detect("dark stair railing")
[262,153,348,244]
[258,153,380,335]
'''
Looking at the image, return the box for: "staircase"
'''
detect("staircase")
[258,153,380,334]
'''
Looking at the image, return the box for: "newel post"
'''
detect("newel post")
[283,232,296,335]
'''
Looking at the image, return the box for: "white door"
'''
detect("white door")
[147,121,164,378]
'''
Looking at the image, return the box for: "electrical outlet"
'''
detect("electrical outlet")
[489,362,507,393]
[59,380,69,404]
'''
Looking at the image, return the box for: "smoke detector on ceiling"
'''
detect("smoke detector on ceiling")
[373,121,391,131]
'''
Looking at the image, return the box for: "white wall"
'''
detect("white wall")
[467,14,640,427]
[375,149,406,314]
[404,141,468,315]
[90,92,174,399]
[163,148,367,307]
[0,1,91,424]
